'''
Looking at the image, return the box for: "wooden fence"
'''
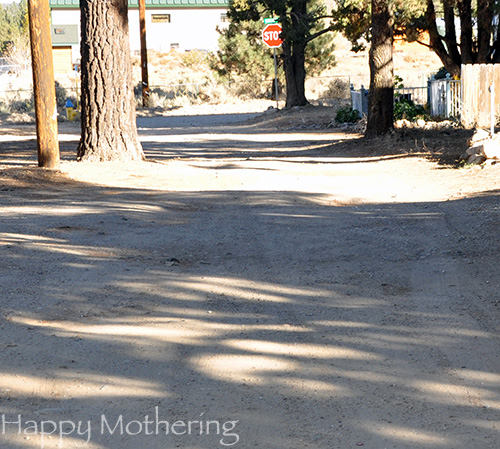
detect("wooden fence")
[462,64,500,128]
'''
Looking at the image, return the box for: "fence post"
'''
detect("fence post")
[350,83,355,111]
[360,85,368,116]
[445,73,451,117]
[427,76,432,113]
[490,83,495,135]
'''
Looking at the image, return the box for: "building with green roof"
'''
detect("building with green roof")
[49,0,230,71]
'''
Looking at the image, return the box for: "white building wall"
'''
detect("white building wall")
[51,8,227,54]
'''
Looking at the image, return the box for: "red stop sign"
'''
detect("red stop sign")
[262,24,283,48]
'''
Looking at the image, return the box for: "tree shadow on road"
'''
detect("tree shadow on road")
[0,170,499,448]
[1,114,475,167]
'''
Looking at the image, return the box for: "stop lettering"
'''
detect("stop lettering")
[262,24,283,48]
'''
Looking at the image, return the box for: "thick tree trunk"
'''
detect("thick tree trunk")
[365,0,394,137]
[282,41,308,108]
[281,0,309,108]
[77,0,144,162]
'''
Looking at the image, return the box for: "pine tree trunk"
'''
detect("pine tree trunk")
[281,0,309,109]
[77,0,144,162]
[282,41,309,108]
[365,0,394,137]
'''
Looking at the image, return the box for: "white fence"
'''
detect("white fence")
[350,76,462,120]
[350,85,428,117]
[428,75,461,119]
[350,85,369,116]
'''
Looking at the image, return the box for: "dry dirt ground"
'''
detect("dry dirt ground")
[1,102,500,449]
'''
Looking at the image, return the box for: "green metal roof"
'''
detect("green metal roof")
[49,0,229,8]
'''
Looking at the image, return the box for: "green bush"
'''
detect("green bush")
[434,67,449,80]
[336,107,360,123]
[393,98,427,121]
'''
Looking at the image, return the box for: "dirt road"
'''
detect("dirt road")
[1,104,500,449]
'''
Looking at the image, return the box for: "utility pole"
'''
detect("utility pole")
[139,0,149,107]
[27,0,60,169]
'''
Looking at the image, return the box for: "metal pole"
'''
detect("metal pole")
[139,0,149,107]
[273,48,279,109]
[27,0,60,169]
[490,83,495,136]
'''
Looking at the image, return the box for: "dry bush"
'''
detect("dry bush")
[320,77,351,99]
[181,50,208,70]
[5,35,31,75]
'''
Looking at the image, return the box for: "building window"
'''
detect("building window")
[220,13,229,23]
[151,14,171,23]
[170,43,179,51]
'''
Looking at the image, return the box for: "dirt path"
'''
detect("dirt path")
[1,104,500,449]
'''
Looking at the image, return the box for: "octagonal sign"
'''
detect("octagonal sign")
[262,23,283,48]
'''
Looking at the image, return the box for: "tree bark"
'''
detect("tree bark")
[77,0,144,162]
[457,0,474,63]
[442,0,461,64]
[282,41,308,108]
[365,0,394,137]
[477,0,493,62]
[280,0,309,108]
[425,0,461,77]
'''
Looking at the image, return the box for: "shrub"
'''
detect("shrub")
[393,98,427,121]
[321,78,350,100]
[54,81,68,108]
[181,50,208,70]
[434,67,449,80]
[9,98,33,113]
[336,107,360,123]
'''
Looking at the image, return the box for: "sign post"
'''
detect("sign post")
[262,21,283,109]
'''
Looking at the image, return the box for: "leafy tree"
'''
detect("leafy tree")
[228,0,336,107]
[418,0,495,76]
[0,6,7,51]
[78,0,144,162]
[333,0,500,77]
[0,0,28,55]
[211,19,278,97]
[211,16,335,98]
